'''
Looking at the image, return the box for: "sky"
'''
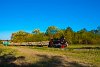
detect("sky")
[0,0,100,40]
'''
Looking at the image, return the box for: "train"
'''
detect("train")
[2,36,68,48]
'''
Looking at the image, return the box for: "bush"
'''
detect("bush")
[0,40,3,44]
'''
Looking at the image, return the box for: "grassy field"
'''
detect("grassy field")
[0,44,100,67]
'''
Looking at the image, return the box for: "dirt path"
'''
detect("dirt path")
[9,46,91,67]
[12,46,60,57]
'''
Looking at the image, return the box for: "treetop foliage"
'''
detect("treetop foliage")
[11,26,100,44]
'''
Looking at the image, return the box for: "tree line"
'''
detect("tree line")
[11,26,100,44]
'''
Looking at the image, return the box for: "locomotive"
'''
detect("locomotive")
[48,36,68,48]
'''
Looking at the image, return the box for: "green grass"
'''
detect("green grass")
[0,46,17,56]
[29,44,100,67]
[0,44,100,67]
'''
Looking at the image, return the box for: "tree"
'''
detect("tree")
[97,26,100,34]
[46,26,59,35]
[10,26,100,44]
[77,28,87,44]
[64,27,74,44]
[46,26,59,39]
[0,40,3,44]
[32,29,40,34]
[11,30,28,42]
[53,29,65,39]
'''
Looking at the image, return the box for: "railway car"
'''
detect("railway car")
[3,41,49,47]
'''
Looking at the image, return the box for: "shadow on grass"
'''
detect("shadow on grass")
[0,54,90,67]
[32,54,64,67]
[68,47,100,50]
[31,54,88,67]
[82,47,100,49]
[0,54,25,67]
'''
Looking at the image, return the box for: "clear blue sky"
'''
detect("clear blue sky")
[0,0,100,40]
